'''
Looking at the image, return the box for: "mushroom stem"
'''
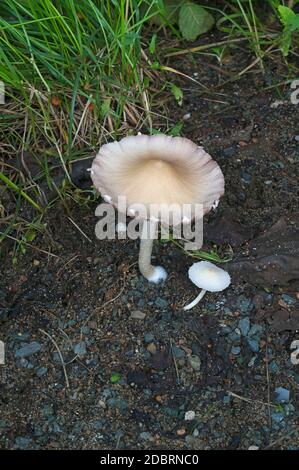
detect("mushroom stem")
[138,219,167,283]
[183,289,207,311]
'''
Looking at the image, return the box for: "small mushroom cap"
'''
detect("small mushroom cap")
[91,134,224,224]
[188,261,231,292]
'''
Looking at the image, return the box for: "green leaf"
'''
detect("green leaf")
[170,83,183,105]
[101,97,111,116]
[179,3,215,41]
[149,33,157,54]
[150,0,188,27]
[110,372,121,383]
[169,121,183,136]
[278,5,296,26]
[289,14,299,32]
[277,5,299,56]
[25,230,36,242]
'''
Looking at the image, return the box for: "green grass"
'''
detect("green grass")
[0,0,162,156]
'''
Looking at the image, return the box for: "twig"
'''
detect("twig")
[170,340,180,384]
[56,254,79,278]
[39,328,70,389]
[1,233,60,258]
[67,216,92,243]
[164,34,278,58]
[227,391,276,408]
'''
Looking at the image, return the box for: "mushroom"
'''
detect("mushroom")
[183,261,231,311]
[91,134,224,283]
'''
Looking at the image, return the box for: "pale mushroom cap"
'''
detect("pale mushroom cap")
[188,261,231,292]
[91,134,224,223]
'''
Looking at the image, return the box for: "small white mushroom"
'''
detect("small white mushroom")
[183,261,231,311]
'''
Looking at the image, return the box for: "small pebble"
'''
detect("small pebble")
[222,146,236,158]
[144,332,155,343]
[147,343,157,355]
[247,338,259,353]
[172,346,185,359]
[15,342,41,358]
[238,317,250,336]
[269,361,279,374]
[14,437,32,449]
[155,298,168,309]
[130,310,146,320]
[184,410,195,421]
[231,346,241,355]
[140,432,154,441]
[275,387,290,403]
[281,294,296,305]
[74,341,87,357]
[36,367,48,377]
[223,395,231,404]
[189,355,201,371]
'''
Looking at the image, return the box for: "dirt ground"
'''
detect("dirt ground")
[0,46,299,450]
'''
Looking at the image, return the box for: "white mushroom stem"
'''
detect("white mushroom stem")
[138,219,167,284]
[183,289,207,311]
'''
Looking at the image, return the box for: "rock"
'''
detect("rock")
[130,310,146,320]
[223,395,231,404]
[172,346,185,359]
[144,332,155,343]
[248,324,263,338]
[165,407,179,418]
[36,367,48,377]
[154,298,168,309]
[226,216,299,286]
[107,397,127,412]
[184,410,195,421]
[15,341,41,358]
[238,317,250,336]
[227,329,241,344]
[275,387,290,403]
[205,210,254,247]
[140,431,154,441]
[146,343,157,355]
[189,355,201,371]
[14,437,32,449]
[80,326,91,334]
[231,346,241,355]
[222,146,237,158]
[247,338,259,353]
[74,341,87,357]
[263,308,299,332]
[281,294,297,305]
[235,295,253,314]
